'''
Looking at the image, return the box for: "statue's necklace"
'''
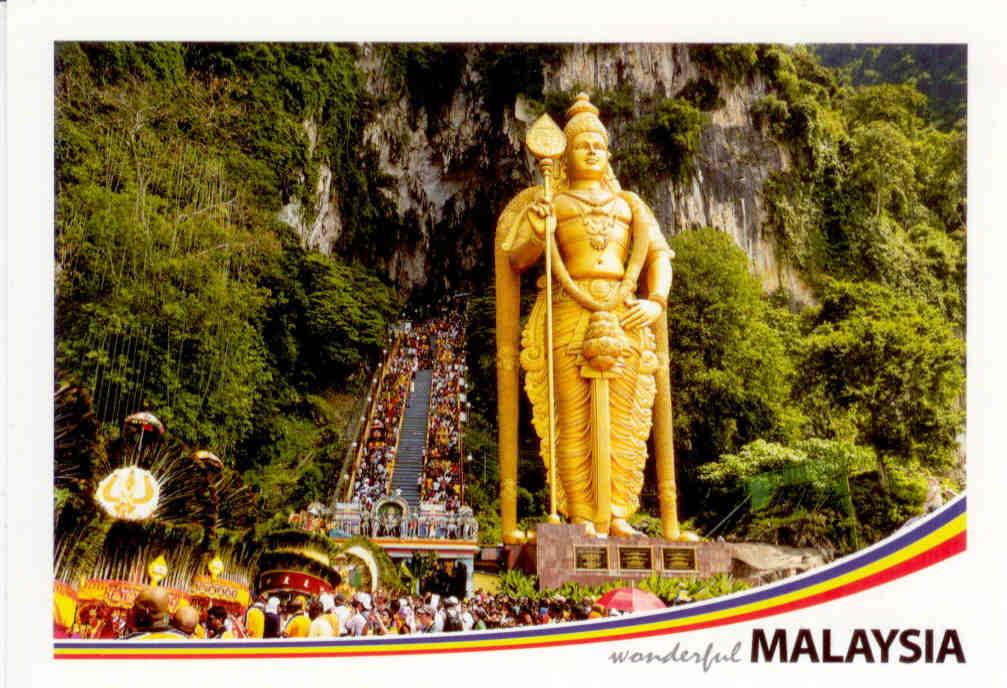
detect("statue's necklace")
[565,190,618,252]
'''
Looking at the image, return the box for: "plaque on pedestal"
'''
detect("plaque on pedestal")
[574,546,609,571]
[662,547,697,572]
[618,546,653,571]
[532,523,733,591]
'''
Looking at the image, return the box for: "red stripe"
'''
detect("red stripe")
[56,532,966,660]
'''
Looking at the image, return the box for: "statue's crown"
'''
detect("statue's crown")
[563,92,608,144]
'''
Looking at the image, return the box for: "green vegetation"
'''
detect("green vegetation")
[696,436,931,555]
[644,98,706,184]
[797,279,964,471]
[56,43,400,521]
[812,44,966,129]
[473,45,563,120]
[689,44,759,85]
[698,439,875,552]
[377,44,468,122]
[753,46,965,329]
[676,77,724,111]
[668,228,960,554]
[668,228,801,501]
[496,569,749,605]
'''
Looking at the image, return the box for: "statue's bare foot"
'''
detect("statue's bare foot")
[662,528,701,542]
[610,519,642,538]
[573,518,597,536]
[503,529,529,544]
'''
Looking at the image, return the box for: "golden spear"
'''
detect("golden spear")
[525,114,566,524]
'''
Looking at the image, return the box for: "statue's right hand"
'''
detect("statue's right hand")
[527,196,553,238]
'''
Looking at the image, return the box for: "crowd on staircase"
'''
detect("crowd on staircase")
[350,338,418,510]
[349,309,470,514]
[420,312,469,512]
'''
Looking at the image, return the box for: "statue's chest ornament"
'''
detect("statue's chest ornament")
[582,205,617,251]
[567,192,619,252]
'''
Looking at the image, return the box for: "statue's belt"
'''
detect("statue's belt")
[535,276,623,303]
[531,277,656,360]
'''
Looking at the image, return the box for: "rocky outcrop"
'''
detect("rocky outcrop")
[281,44,810,300]
[277,120,343,255]
[729,542,828,584]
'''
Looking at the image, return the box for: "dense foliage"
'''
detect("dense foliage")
[750,47,966,329]
[495,569,749,605]
[668,230,962,553]
[56,43,399,520]
[797,279,964,471]
[812,44,966,130]
[668,228,801,506]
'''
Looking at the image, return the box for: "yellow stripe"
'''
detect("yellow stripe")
[56,515,964,657]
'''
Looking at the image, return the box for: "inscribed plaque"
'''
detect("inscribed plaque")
[618,546,653,571]
[662,547,697,571]
[574,545,609,571]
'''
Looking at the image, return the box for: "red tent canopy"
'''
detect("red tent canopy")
[596,587,666,613]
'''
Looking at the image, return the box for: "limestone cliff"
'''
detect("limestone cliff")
[281,44,810,301]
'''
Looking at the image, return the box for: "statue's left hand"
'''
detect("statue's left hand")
[620,299,662,330]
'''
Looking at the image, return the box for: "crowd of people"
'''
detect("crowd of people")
[350,336,418,509]
[290,307,476,547]
[419,312,468,511]
[349,309,470,514]
[58,583,637,641]
[241,588,633,637]
[57,588,251,640]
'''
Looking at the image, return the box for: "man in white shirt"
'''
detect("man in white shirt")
[459,601,474,631]
[332,594,352,635]
[345,598,368,637]
[433,603,445,632]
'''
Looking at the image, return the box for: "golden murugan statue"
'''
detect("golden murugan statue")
[495,93,682,543]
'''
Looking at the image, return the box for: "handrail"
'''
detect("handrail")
[383,358,413,494]
[334,399,366,503]
[334,371,378,504]
[331,371,376,507]
[342,333,401,502]
[420,339,438,502]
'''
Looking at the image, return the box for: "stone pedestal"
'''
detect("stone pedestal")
[533,523,732,591]
[502,542,538,575]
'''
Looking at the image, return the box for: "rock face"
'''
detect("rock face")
[281,44,809,301]
[729,542,828,584]
[277,120,343,256]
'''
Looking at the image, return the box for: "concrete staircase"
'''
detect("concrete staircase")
[390,369,432,510]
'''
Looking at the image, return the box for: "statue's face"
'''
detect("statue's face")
[566,132,609,180]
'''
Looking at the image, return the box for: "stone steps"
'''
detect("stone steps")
[389,369,432,510]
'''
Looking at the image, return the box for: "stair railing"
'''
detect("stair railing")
[419,336,440,504]
[383,358,414,495]
[341,332,401,503]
